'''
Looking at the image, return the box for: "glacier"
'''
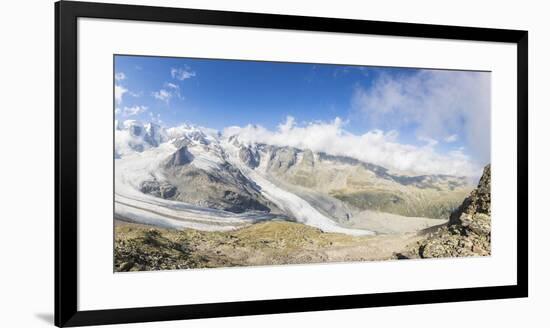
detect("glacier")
[114,120,374,235]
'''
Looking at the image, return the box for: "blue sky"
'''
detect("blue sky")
[115,56,404,131]
[114,55,490,176]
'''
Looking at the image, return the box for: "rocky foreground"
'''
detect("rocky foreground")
[114,220,422,271]
[395,165,491,259]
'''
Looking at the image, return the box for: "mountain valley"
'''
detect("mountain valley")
[113,120,488,270]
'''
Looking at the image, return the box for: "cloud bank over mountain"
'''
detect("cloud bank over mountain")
[352,69,491,165]
[114,56,490,179]
[223,116,481,177]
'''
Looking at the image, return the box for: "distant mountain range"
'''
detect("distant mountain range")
[114,120,474,235]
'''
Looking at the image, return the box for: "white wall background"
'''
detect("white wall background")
[0,0,545,327]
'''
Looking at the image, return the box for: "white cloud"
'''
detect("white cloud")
[444,134,458,143]
[166,83,182,98]
[152,82,183,103]
[115,84,127,104]
[115,72,126,81]
[353,70,491,164]
[417,136,438,147]
[152,89,172,103]
[114,105,147,116]
[129,90,142,98]
[223,116,481,177]
[171,66,196,81]
[122,105,148,116]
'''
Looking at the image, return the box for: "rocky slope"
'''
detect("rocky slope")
[396,165,491,259]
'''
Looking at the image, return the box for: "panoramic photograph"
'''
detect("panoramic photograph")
[113,55,491,272]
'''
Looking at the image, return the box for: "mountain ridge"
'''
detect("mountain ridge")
[114,120,476,233]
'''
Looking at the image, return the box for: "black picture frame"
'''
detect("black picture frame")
[55,1,528,327]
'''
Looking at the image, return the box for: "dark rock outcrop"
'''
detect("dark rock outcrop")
[164,146,194,167]
[267,147,297,172]
[396,165,491,259]
[139,180,179,199]
[450,165,491,224]
[239,146,260,168]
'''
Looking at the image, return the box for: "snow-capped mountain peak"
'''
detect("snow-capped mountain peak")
[114,120,168,157]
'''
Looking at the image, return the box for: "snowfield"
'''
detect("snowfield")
[114,122,374,235]
[115,142,282,231]
[221,140,373,236]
